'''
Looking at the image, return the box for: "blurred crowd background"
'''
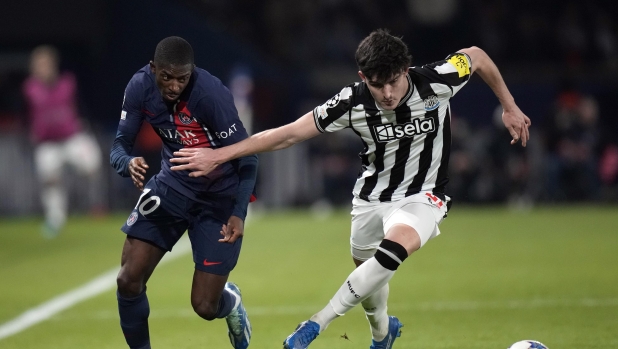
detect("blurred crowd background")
[1,0,617,218]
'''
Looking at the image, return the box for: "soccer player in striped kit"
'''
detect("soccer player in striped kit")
[110,36,256,349]
[171,29,531,349]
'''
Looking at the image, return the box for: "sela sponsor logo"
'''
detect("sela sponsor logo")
[215,123,238,139]
[423,95,440,111]
[158,128,200,146]
[373,118,436,142]
[126,212,138,226]
[178,111,194,125]
[347,280,361,299]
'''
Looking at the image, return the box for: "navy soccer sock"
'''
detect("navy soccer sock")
[214,288,236,318]
[117,290,151,349]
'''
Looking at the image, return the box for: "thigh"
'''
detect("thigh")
[35,142,64,182]
[121,177,189,251]
[350,197,389,261]
[383,201,442,248]
[65,133,102,175]
[188,198,241,276]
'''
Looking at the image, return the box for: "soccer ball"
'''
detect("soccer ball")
[507,340,549,349]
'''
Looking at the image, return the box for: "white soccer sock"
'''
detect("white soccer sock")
[41,185,67,230]
[362,283,390,341]
[330,257,396,316]
[309,303,339,333]
[310,240,406,335]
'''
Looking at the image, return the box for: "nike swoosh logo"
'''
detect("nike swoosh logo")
[203,259,223,266]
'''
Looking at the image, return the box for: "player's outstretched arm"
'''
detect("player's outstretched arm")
[170,111,321,177]
[458,46,531,147]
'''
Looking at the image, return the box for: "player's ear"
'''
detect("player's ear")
[149,61,156,74]
[358,71,366,83]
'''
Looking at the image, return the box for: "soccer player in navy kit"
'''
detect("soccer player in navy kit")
[110,36,257,349]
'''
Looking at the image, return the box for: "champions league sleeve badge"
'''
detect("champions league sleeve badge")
[326,93,341,108]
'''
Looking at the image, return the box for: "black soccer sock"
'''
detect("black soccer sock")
[117,290,151,349]
[215,288,236,318]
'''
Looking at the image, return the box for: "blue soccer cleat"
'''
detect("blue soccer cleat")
[369,316,403,349]
[225,283,251,349]
[283,320,320,349]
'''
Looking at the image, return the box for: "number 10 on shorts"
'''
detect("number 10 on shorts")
[135,189,161,216]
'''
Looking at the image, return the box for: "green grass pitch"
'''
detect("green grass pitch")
[0,206,617,348]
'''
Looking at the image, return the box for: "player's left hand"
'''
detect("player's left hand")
[502,105,531,147]
[170,148,221,177]
[129,157,149,191]
[219,215,244,243]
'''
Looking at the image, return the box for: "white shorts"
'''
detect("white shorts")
[35,132,102,182]
[350,191,450,261]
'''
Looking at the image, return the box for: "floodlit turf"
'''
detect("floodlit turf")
[0,206,617,348]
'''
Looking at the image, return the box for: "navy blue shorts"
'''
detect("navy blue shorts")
[121,176,242,275]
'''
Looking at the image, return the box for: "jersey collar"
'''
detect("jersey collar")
[397,70,414,107]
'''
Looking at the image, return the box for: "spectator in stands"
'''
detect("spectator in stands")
[22,45,102,237]
[544,82,600,201]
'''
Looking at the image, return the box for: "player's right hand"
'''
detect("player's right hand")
[129,157,149,191]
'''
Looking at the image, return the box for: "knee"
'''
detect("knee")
[116,271,145,298]
[374,239,409,271]
[192,299,218,321]
[385,224,421,254]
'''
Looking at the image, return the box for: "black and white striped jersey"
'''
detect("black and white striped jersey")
[313,52,472,203]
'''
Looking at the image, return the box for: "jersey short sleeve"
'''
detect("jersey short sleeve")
[313,85,354,133]
[419,52,472,97]
[118,75,146,137]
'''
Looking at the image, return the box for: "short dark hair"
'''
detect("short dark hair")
[154,36,194,66]
[355,29,412,83]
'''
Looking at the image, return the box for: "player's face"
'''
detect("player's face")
[359,70,409,110]
[150,62,194,102]
[30,52,58,84]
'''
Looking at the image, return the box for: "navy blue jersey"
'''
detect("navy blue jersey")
[111,65,254,204]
